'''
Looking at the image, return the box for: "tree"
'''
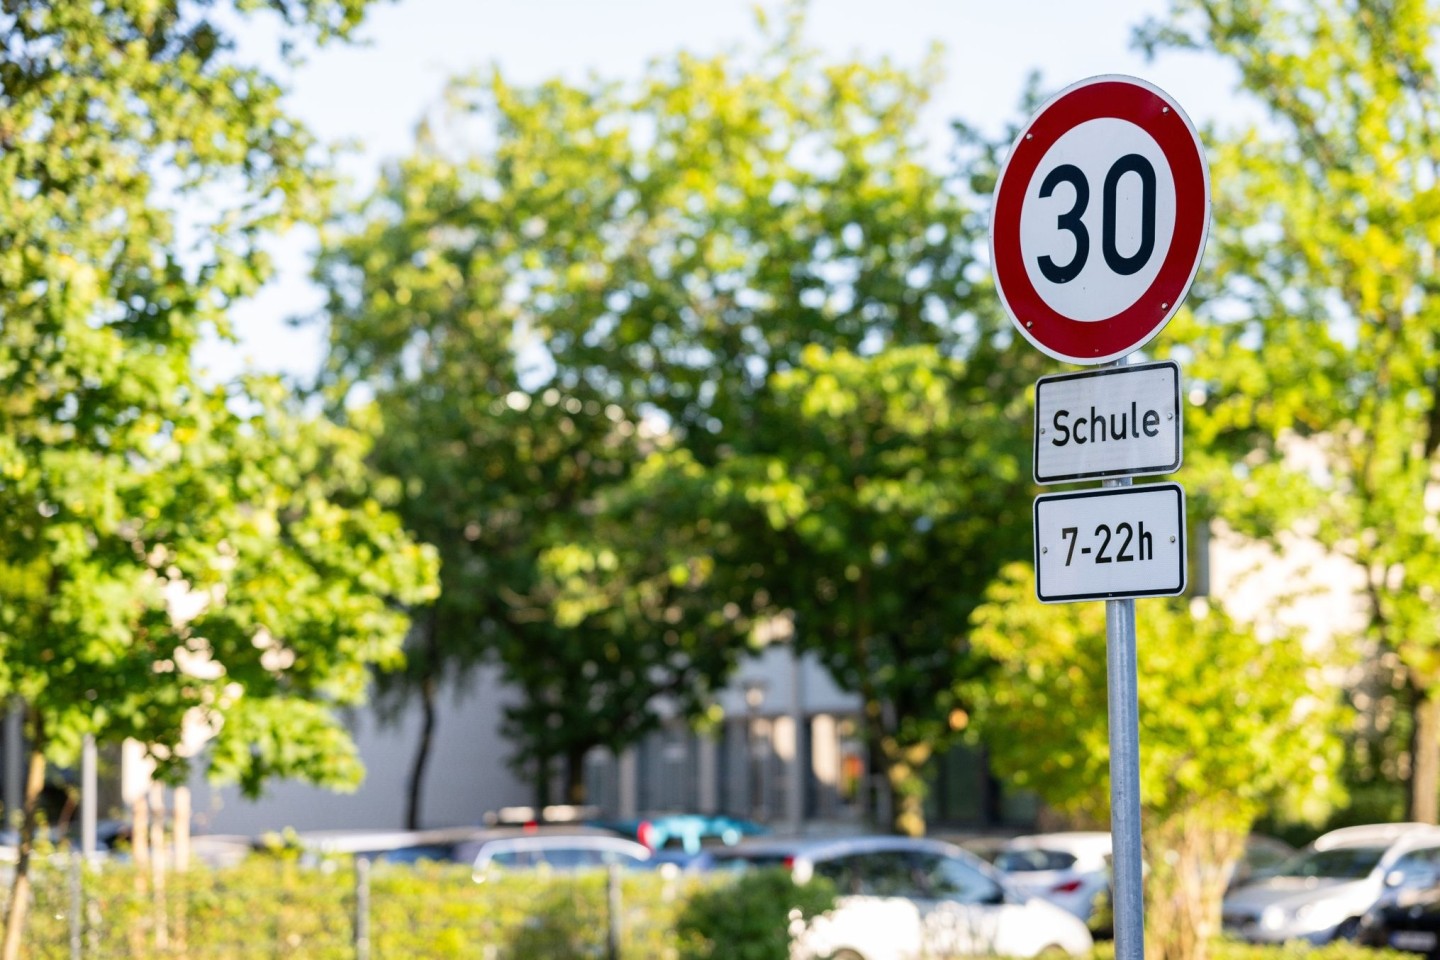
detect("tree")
[0,0,437,952]
[1135,0,1440,821]
[316,6,999,814]
[643,343,1040,835]
[969,565,1345,960]
[516,443,762,806]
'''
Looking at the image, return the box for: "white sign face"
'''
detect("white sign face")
[1034,483,1186,603]
[1019,117,1178,323]
[1034,360,1182,484]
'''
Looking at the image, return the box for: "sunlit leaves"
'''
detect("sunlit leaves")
[970,565,1347,842]
[0,0,437,797]
[634,343,1039,833]
[318,9,1003,807]
[1141,0,1440,812]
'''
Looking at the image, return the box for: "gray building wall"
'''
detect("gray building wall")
[185,664,530,835]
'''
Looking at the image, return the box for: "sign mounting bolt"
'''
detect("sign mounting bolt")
[1169,536,1177,543]
[1042,546,1048,554]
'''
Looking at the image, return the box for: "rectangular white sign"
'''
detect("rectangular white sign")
[1034,361,1182,484]
[1034,483,1187,603]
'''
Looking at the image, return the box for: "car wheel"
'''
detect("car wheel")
[1036,946,1071,959]
[1335,917,1363,942]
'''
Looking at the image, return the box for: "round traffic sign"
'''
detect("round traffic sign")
[990,75,1209,365]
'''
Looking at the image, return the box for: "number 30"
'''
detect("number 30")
[1037,154,1157,284]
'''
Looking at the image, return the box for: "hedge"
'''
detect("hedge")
[7,855,817,959]
[3,856,1424,960]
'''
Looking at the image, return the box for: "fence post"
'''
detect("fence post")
[606,863,621,960]
[354,855,372,960]
[69,853,81,960]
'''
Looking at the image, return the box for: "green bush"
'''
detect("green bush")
[9,855,1418,960]
[9,856,709,959]
[674,868,837,960]
[1090,939,1414,960]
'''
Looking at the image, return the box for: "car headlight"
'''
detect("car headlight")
[1262,901,1338,932]
[1260,906,1290,931]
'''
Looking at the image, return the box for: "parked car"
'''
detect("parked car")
[1222,822,1440,944]
[994,831,1112,924]
[592,813,769,854]
[705,835,1093,960]
[1228,833,1297,891]
[469,833,651,881]
[950,835,1010,865]
[1358,884,1440,954]
[264,826,493,866]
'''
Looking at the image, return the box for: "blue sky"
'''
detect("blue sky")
[210,0,1247,382]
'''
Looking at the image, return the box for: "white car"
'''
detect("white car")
[468,832,651,881]
[707,835,1094,960]
[1222,822,1440,944]
[995,831,1113,924]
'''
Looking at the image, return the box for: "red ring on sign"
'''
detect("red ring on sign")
[992,78,1208,364]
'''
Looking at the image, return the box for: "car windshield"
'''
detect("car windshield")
[708,852,791,873]
[487,846,643,869]
[1269,846,1387,880]
[995,849,1078,872]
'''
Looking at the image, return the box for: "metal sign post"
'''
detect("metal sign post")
[989,74,1211,960]
[1106,480,1146,960]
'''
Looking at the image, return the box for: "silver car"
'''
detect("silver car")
[707,835,1093,960]
[1222,823,1440,944]
[469,832,651,881]
[995,831,1113,923]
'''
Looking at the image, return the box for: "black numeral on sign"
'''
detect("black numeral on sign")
[1115,522,1136,562]
[1036,154,1158,283]
[1037,165,1089,284]
[1103,156,1156,276]
[1060,522,1155,565]
[1094,524,1113,563]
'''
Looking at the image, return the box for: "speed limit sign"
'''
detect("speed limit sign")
[991,75,1209,365]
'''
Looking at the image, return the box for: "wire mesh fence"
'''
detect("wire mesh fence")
[10,854,707,959]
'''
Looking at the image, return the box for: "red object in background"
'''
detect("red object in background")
[636,820,656,850]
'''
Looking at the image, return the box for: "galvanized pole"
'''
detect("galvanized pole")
[1105,352,1145,960]
[606,862,622,960]
[81,736,96,862]
[1106,584,1145,960]
[354,855,372,960]
[69,853,82,960]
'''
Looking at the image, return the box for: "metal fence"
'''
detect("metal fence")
[12,854,700,960]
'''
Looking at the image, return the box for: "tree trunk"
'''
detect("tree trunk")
[564,746,588,806]
[979,745,1004,826]
[860,695,893,830]
[174,785,191,872]
[534,754,553,809]
[129,788,150,958]
[174,786,190,956]
[149,784,168,951]
[1144,805,1246,960]
[1412,685,1440,824]
[1,719,46,960]
[404,673,439,830]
